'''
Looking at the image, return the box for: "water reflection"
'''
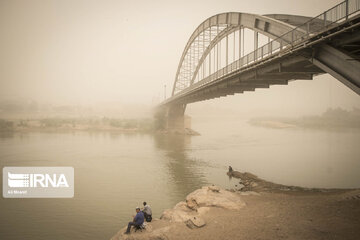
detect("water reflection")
[153,134,208,200]
[0,131,15,139]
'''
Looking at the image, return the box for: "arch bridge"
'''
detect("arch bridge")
[159,0,360,131]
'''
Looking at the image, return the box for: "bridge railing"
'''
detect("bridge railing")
[238,0,360,70]
[166,0,360,103]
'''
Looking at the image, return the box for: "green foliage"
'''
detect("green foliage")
[299,108,360,129]
[0,117,156,132]
[108,118,154,131]
[250,107,360,130]
[0,119,14,132]
[39,118,63,127]
[17,120,28,127]
[109,119,124,128]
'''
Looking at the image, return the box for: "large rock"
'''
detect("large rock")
[116,186,245,240]
[113,224,170,240]
[185,186,246,210]
[160,201,198,222]
[161,185,245,224]
[185,216,206,229]
[196,207,210,215]
[208,185,220,192]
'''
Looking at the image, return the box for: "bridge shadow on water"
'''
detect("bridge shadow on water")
[153,134,209,200]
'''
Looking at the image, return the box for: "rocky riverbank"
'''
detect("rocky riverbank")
[111,171,360,240]
[227,170,348,193]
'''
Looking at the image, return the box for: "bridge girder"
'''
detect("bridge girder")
[264,14,336,32]
[172,12,307,96]
[163,2,360,109]
[311,44,360,95]
[159,2,360,133]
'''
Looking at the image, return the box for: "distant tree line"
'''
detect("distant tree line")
[0,119,14,132]
[0,117,156,132]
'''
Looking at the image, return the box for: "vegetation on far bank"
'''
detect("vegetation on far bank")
[0,119,14,132]
[249,107,360,129]
[0,117,155,133]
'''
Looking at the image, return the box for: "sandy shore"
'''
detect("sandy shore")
[111,171,360,240]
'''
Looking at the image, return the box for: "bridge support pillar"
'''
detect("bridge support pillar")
[165,104,191,133]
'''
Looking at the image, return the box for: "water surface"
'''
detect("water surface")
[0,119,359,240]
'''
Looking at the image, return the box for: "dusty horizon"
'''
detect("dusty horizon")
[0,0,359,118]
[1,1,360,240]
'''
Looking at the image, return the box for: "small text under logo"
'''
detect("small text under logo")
[3,167,74,198]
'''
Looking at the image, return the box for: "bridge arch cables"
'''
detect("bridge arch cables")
[171,12,309,96]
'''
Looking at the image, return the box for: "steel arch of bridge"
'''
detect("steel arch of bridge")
[172,12,307,96]
[168,0,360,102]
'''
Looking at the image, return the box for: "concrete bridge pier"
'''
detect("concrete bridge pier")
[165,104,191,133]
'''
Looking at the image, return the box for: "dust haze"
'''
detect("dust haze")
[1,1,360,240]
[0,0,359,119]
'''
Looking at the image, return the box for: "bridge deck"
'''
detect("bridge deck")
[162,1,360,106]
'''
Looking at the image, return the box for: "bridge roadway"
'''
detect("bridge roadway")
[159,0,360,131]
[162,1,360,108]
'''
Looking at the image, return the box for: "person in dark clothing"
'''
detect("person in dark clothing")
[125,207,144,234]
[142,201,152,222]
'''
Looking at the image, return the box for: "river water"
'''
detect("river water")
[0,119,359,240]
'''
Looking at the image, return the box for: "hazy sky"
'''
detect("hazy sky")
[0,0,358,116]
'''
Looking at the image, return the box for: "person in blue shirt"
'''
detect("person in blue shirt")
[125,207,144,234]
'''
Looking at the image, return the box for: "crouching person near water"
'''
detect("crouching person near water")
[142,201,152,222]
[125,207,144,234]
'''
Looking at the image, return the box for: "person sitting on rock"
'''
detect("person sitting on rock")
[142,201,152,222]
[228,166,233,173]
[124,207,144,234]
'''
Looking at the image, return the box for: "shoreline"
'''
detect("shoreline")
[226,170,354,193]
[0,118,200,135]
[111,170,360,240]
[0,127,200,136]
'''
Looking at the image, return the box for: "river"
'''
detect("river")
[0,118,359,239]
